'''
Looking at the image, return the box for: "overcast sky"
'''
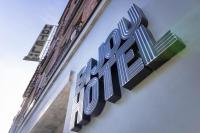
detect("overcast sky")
[0,0,67,132]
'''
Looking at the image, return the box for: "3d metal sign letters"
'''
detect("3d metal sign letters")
[70,4,185,132]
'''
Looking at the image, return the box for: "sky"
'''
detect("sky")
[0,0,67,132]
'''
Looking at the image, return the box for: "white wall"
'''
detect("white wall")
[64,0,200,133]
[19,0,200,133]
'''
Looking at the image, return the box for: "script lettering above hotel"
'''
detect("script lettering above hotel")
[70,3,185,132]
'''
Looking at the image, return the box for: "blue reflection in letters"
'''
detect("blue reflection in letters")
[70,4,185,132]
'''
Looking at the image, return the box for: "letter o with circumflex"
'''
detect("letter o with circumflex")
[84,77,105,116]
